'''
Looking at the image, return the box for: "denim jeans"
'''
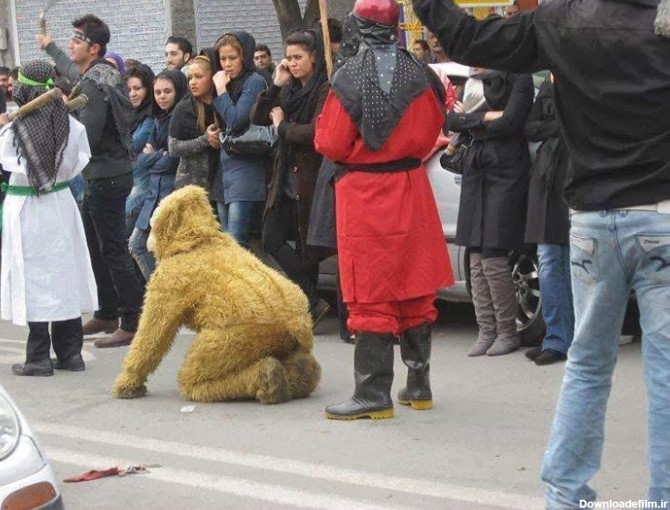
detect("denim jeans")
[541,211,670,507]
[82,174,144,332]
[128,227,155,281]
[537,244,574,354]
[217,201,262,248]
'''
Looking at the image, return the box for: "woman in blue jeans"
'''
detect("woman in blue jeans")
[212,31,268,247]
[523,75,574,366]
[128,70,188,279]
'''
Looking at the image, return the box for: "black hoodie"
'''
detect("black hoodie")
[413,0,670,211]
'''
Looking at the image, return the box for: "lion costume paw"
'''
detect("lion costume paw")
[112,185,321,405]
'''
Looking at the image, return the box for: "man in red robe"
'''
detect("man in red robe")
[315,0,454,421]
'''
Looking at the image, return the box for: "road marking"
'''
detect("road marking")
[48,447,416,510]
[35,422,542,509]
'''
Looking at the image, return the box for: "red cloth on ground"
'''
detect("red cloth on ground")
[347,294,438,336]
[315,88,454,310]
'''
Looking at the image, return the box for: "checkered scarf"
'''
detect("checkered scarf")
[11,59,69,195]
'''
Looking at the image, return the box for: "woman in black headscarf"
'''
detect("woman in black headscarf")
[168,53,221,193]
[251,29,331,326]
[212,31,268,247]
[124,64,156,235]
[128,69,188,280]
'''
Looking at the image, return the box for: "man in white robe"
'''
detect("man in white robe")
[0,59,97,376]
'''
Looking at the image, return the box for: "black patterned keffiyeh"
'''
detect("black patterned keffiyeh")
[11,59,70,195]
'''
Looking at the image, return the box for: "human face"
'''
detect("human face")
[165,43,188,70]
[285,44,315,85]
[428,33,443,53]
[154,77,177,112]
[0,74,8,90]
[68,29,98,67]
[254,50,270,70]
[127,77,147,108]
[504,4,520,17]
[413,43,425,60]
[7,76,14,97]
[188,62,214,100]
[219,46,244,80]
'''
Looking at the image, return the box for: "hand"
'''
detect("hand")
[270,107,284,128]
[453,101,465,114]
[213,71,231,94]
[274,59,291,87]
[36,33,53,51]
[206,124,221,149]
[143,144,155,155]
[0,113,9,126]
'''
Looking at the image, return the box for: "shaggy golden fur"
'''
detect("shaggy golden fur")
[112,185,320,403]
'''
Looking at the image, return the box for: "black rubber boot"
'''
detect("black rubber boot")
[397,323,433,410]
[12,358,54,377]
[325,332,395,420]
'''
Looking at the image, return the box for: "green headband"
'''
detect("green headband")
[18,71,54,89]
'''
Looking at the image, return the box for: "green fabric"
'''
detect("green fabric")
[0,180,71,197]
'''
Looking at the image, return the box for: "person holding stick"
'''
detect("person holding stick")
[0,59,97,376]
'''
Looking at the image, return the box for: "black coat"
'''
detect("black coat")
[524,79,570,245]
[449,73,533,251]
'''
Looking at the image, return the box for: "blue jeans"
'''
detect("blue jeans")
[542,211,670,507]
[537,244,574,354]
[217,201,261,248]
[128,227,155,281]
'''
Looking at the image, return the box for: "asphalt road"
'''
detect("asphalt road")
[0,304,649,510]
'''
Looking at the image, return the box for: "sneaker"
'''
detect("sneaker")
[535,349,567,366]
[525,345,543,361]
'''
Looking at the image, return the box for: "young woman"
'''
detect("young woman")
[128,70,188,280]
[251,30,331,326]
[169,53,221,193]
[448,69,534,357]
[125,64,155,234]
[212,31,267,247]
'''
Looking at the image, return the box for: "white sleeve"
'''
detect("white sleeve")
[58,117,91,179]
[0,124,25,174]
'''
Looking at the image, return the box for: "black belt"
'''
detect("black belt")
[334,157,422,181]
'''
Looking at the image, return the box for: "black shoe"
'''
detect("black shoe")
[53,354,85,371]
[535,349,567,366]
[310,299,331,329]
[525,345,543,361]
[12,359,54,377]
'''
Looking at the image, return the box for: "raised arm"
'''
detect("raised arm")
[412,0,549,73]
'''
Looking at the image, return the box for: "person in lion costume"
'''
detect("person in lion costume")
[112,185,321,404]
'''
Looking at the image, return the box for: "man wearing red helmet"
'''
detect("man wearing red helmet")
[315,0,453,421]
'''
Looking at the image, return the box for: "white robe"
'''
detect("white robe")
[0,116,98,325]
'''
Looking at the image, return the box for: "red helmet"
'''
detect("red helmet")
[353,0,400,26]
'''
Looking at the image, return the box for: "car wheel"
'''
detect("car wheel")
[510,250,545,347]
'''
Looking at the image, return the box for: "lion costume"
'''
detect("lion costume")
[112,185,321,404]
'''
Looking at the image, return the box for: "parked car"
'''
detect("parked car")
[0,384,64,510]
[317,63,546,347]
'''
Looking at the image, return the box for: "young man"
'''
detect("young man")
[165,36,193,71]
[68,14,144,348]
[0,59,97,376]
[412,0,670,505]
[315,0,453,421]
[253,44,275,75]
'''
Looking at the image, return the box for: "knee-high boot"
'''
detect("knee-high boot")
[397,323,433,410]
[325,332,395,420]
[482,257,520,356]
[467,252,497,356]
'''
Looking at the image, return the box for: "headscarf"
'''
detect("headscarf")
[11,59,69,194]
[125,64,155,132]
[152,69,188,150]
[215,31,258,104]
[105,52,126,74]
[470,68,516,110]
[331,14,441,151]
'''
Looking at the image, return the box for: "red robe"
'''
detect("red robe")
[315,89,454,306]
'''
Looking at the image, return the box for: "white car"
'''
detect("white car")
[0,384,64,510]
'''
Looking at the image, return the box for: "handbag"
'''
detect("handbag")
[220,125,278,156]
[440,142,470,175]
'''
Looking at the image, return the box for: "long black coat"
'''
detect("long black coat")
[523,79,571,245]
[449,72,533,251]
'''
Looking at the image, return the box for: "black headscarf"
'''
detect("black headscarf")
[331,14,440,151]
[11,59,69,194]
[124,64,155,132]
[152,69,188,150]
[281,29,328,125]
[216,31,258,104]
